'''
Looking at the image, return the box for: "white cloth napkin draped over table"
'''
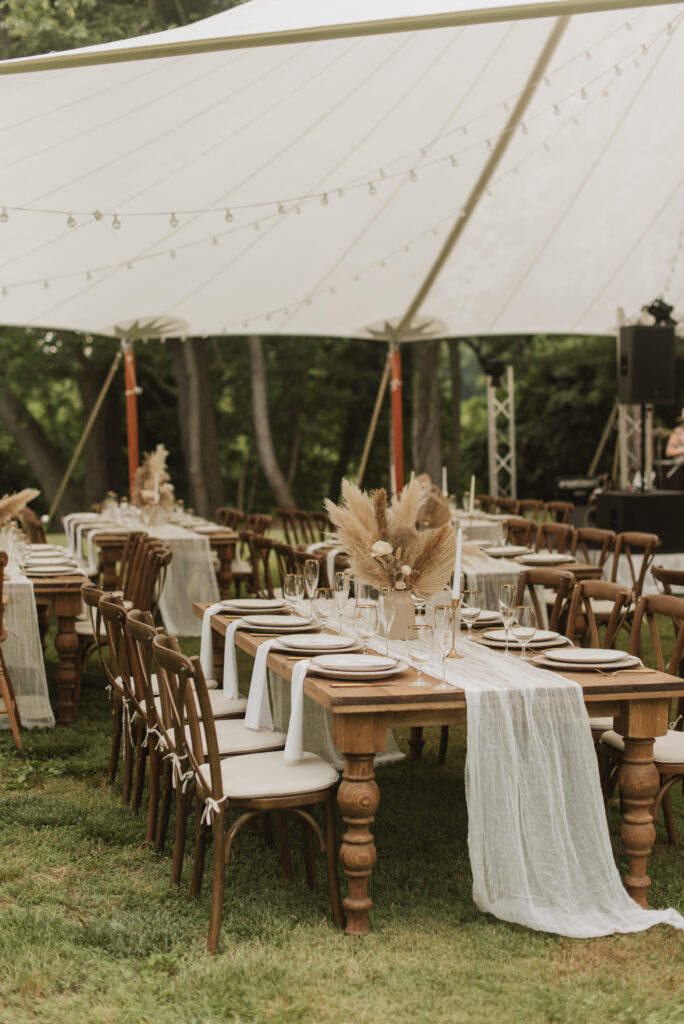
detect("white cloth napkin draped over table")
[198,604,240,699]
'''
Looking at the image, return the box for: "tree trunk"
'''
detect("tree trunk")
[169,338,223,519]
[411,339,442,484]
[448,339,462,494]
[248,335,295,508]
[0,386,83,515]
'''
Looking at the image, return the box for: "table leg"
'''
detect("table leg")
[337,753,380,936]
[100,549,121,590]
[618,735,659,907]
[214,540,236,600]
[408,726,425,760]
[53,591,83,724]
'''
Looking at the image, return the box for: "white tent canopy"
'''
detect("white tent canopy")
[0,0,683,339]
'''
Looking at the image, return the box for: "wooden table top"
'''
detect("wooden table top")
[193,603,684,714]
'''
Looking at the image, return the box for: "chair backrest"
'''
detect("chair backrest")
[514,568,576,631]
[565,580,632,648]
[127,539,172,612]
[516,499,544,521]
[308,511,330,542]
[628,593,684,673]
[117,530,144,597]
[534,522,574,554]
[493,497,518,514]
[544,501,574,524]
[570,527,616,569]
[216,507,244,530]
[245,534,275,597]
[19,507,47,543]
[476,494,496,512]
[272,541,296,583]
[245,513,272,537]
[292,548,327,587]
[125,609,167,733]
[505,516,536,547]
[0,551,7,644]
[98,593,142,708]
[651,564,684,596]
[610,531,661,601]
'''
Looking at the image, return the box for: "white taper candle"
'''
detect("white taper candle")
[452,527,462,599]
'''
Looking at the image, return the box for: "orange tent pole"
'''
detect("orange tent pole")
[390,342,404,494]
[122,341,140,494]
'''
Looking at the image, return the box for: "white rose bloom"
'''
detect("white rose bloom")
[371,540,393,557]
[400,564,412,576]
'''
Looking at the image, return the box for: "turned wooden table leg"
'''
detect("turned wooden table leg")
[53,591,83,724]
[214,540,236,600]
[408,726,425,761]
[619,736,659,907]
[100,550,120,590]
[337,753,380,936]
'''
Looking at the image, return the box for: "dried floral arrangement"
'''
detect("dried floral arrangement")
[131,444,175,509]
[325,479,456,596]
[0,488,40,525]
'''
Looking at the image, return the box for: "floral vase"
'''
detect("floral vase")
[389,590,415,640]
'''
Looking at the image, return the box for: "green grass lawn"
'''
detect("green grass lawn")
[1,613,684,1022]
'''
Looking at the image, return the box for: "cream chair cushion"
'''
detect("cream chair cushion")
[198,749,338,800]
[187,720,285,757]
[601,729,684,765]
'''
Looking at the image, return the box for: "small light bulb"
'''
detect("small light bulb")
[581,87,588,100]
[1,286,7,296]
[43,280,49,289]
[520,122,529,135]
[170,250,176,259]
[321,192,328,206]
[212,236,218,246]
[553,104,561,116]
[278,203,286,214]
[368,182,376,195]
[450,155,459,168]
[225,208,234,222]
[486,139,494,151]
[409,169,418,182]
[92,209,103,221]
[169,212,178,227]
[0,207,8,224]
[112,214,121,229]
[67,213,76,228]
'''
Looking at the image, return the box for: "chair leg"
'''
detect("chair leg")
[189,796,208,900]
[132,720,147,813]
[145,742,160,846]
[170,785,190,887]
[437,725,449,765]
[0,653,22,752]
[207,811,226,954]
[155,759,173,852]
[662,788,680,848]
[121,715,134,807]
[108,698,123,786]
[301,817,318,892]
[261,812,275,849]
[323,797,345,929]
[276,810,292,881]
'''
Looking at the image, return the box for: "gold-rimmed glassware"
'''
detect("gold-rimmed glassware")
[353,603,378,655]
[378,588,397,655]
[499,584,516,654]
[512,605,536,659]
[460,590,481,640]
[407,624,434,687]
[433,605,453,689]
[283,573,304,614]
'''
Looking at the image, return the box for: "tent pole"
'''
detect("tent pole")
[357,352,391,487]
[46,349,123,526]
[390,342,405,494]
[395,15,570,337]
[122,340,141,495]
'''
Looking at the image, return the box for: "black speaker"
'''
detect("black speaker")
[595,490,684,553]
[617,325,675,404]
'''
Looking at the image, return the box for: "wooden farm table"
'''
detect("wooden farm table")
[94,529,239,598]
[194,603,684,936]
[28,571,87,725]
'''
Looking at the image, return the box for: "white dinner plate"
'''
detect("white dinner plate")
[242,613,308,628]
[279,634,356,652]
[193,524,221,533]
[310,657,409,681]
[223,599,287,612]
[483,628,558,644]
[532,653,640,672]
[543,647,627,665]
[25,566,85,575]
[486,545,531,558]
[518,553,574,565]
[246,623,320,635]
[25,555,74,564]
[312,653,398,673]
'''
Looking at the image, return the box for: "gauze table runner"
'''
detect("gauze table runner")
[3,574,54,729]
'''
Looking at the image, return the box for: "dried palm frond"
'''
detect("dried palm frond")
[372,488,389,538]
[0,488,40,523]
[131,444,175,509]
[389,478,428,530]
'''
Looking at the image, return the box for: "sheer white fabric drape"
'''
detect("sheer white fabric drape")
[3,575,54,729]
[146,524,219,636]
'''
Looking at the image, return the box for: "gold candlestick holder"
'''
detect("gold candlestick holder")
[447,596,463,659]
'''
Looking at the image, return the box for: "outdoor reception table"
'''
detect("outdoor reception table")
[196,603,683,936]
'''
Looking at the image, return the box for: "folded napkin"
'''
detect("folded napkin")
[326,547,344,589]
[219,617,244,700]
[243,637,278,731]
[199,602,225,682]
[306,542,328,553]
[283,659,311,762]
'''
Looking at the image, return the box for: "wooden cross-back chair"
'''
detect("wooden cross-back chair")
[504,516,536,547]
[0,551,22,750]
[292,548,328,587]
[245,513,272,536]
[216,507,244,531]
[240,534,276,597]
[476,494,496,512]
[19,506,47,544]
[598,593,684,846]
[152,633,343,952]
[516,498,544,521]
[307,511,330,542]
[534,522,575,554]
[493,496,518,515]
[544,500,574,524]
[609,531,661,604]
[277,509,309,547]
[570,527,616,571]
[514,567,576,631]
[271,542,297,585]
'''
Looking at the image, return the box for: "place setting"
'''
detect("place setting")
[516,551,575,566]
[531,647,652,674]
[308,652,409,685]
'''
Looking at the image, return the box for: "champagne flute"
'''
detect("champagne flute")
[407,624,434,687]
[512,605,536,660]
[499,584,516,654]
[283,573,304,615]
[333,570,350,632]
[304,558,320,618]
[433,606,453,689]
[313,588,334,630]
[353,603,378,655]
[460,590,481,641]
[378,588,397,655]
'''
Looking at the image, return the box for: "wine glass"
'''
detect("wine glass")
[460,590,481,641]
[304,558,320,617]
[333,570,350,632]
[499,584,516,654]
[433,605,453,689]
[378,588,397,655]
[407,624,434,687]
[313,588,334,630]
[283,573,304,614]
[512,605,536,660]
[353,603,378,655]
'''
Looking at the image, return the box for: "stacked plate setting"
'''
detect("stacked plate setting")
[221,598,288,614]
[240,614,317,634]
[276,634,361,656]
[23,548,82,575]
[517,553,574,566]
[532,648,641,671]
[486,545,531,558]
[309,653,408,680]
[477,628,569,650]
[463,609,502,629]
